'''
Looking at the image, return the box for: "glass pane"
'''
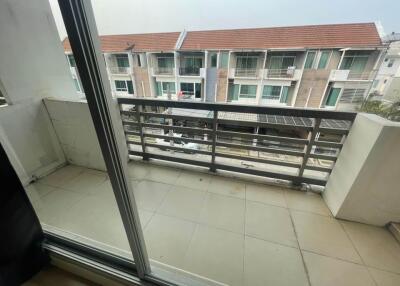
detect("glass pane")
[127,81,134,94]
[228,83,239,101]
[280,86,289,103]
[269,56,282,69]
[210,53,217,67]
[304,51,316,69]
[325,87,341,106]
[116,54,129,67]
[317,51,330,69]
[219,52,229,68]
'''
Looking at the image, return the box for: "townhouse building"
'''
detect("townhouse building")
[63,23,384,111]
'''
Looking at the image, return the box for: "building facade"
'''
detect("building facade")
[63,23,384,111]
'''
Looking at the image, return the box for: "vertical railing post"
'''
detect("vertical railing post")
[136,104,148,160]
[210,110,218,172]
[297,118,321,182]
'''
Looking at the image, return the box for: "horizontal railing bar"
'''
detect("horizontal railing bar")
[141,111,214,122]
[145,143,212,155]
[122,120,139,126]
[213,163,327,186]
[314,141,343,148]
[308,153,337,161]
[217,119,313,131]
[128,150,212,168]
[304,165,332,173]
[215,152,301,168]
[142,123,213,134]
[318,127,350,135]
[216,141,305,157]
[117,97,357,121]
[124,131,140,136]
[143,133,212,145]
[126,140,142,146]
[216,130,309,144]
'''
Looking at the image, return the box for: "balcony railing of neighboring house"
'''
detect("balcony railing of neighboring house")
[329,70,376,81]
[265,68,297,79]
[154,67,175,76]
[109,66,130,74]
[117,97,356,186]
[234,68,259,78]
[179,67,201,76]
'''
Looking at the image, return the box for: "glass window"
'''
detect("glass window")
[162,82,176,94]
[155,81,162,96]
[317,51,331,69]
[73,77,81,92]
[116,54,129,67]
[158,57,174,68]
[127,81,134,94]
[340,53,368,72]
[67,54,76,67]
[262,85,282,100]
[236,56,257,69]
[268,55,295,69]
[304,51,316,69]
[137,54,142,67]
[210,53,217,67]
[228,83,239,101]
[325,87,341,106]
[239,85,257,98]
[388,59,395,67]
[280,86,289,103]
[219,52,229,68]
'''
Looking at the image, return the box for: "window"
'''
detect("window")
[210,53,218,67]
[180,82,201,98]
[340,51,369,72]
[182,56,202,68]
[115,80,134,94]
[157,57,174,68]
[137,54,141,67]
[388,59,395,67]
[325,87,341,106]
[304,51,316,69]
[67,54,76,67]
[239,85,257,98]
[219,52,229,68]
[268,55,295,69]
[228,83,239,101]
[156,81,176,96]
[262,85,290,103]
[339,88,366,103]
[236,56,258,69]
[317,51,331,69]
[73,77,81,92]
[115,54,129,68]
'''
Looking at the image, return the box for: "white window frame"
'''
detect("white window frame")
[114,79,133,94]
[261,85,290,105]
[156,81,176,98]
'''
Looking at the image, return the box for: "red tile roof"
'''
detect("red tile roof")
[62,23,382,53]
[180,23,382,50]
[62,32,180,52]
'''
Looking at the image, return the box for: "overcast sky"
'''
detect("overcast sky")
[49,0,400,40]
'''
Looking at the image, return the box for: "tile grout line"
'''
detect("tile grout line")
[339,221,379,286]
[285,191,312,286]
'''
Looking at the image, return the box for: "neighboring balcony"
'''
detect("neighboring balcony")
[109,66,131,75]
[264,68,302,80]
[179,66,205,77]
[329,69,376,81]
[152,66,175,76]
[231,68,260,78]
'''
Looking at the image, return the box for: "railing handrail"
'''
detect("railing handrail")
[154,66,174,74]
[117,97,357,121]
[265,68,296,78]
[109,66,130,73]
[179,66,201,75]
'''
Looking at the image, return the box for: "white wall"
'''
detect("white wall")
[323,113,400,226]
[0,0,80,184]
[44,98,106,171]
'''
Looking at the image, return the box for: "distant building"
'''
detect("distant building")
[63,23,384,111]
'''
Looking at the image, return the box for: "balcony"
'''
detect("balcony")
[108,66,131,74]
[19,97,400,285]
[329,69,376,81]
[233,68,260,78]
[152,66,175,76]
[264,68,302,80]
[179,66,205,77]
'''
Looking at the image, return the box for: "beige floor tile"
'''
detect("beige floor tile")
[285,190,332,216]
[369,268,400,286]
[157,186,207,221]
[39,165,84,188]
[303,251,375,286]
[35,189,87,226]
[292,211,361,263]
[144,214,196,269]
[198,193,245,233]
[246,183,287,207]
[245,201,297,247]
[62,171,108,195]
[25,183,57,203]
[127,162,150,180]
[138,209,154,229]
[175,171,212,191]
[208,176,246,199]
[244,236,308,286]
[341,221,400,273]
[133,180,171,211]
[183,225,244,286]
[146,165,181,185]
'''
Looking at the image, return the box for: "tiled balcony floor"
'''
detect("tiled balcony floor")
[25,161,400,286]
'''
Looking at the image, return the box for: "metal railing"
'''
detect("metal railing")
[266,68,295,78]
[179,67,201,76]
[109,66,130,74]
[154,67,174,75]
[235,68,259,78]
[117,97,357,186]
[347,70,376,80]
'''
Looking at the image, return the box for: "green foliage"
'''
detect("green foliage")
[358,98,400,122]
